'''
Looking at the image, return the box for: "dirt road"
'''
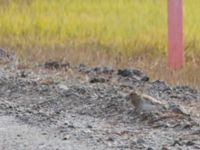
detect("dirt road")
[1,59,200,150]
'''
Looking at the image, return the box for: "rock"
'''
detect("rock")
[161,146,169,150]
[20,71,27,78]
[68,125,75,129]
[147,147,154,150]
[171,140,182,146]
[106,137,114,142]
[44,61,70,70]
[41,132,47,135]
[117,69,132,77]
[89,77,108,83]
[186,141,195,146]
[101,66,114,74]
[58,84,69,91]
[173,86,197,95]
[151,80,171,92]
[193,145,200,149]
[17,70,28,78]
[79,66,114,75]
[87,125,93,129]
[78,64,89,73]
[137,138,145,144]
[141,76,149,82]
[44,61,60,69]
[62,135,70,140]
[117,69,149,81]
[172,86,198,101]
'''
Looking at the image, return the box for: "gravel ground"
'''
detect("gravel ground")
[1,54,200,150]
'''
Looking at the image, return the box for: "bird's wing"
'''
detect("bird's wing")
[142,94,164,105]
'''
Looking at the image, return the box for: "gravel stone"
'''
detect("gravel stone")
[0,58,200,149]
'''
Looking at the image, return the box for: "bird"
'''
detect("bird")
[127,91,167,114]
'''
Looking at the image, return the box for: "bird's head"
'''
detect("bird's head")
[126,91,140,102]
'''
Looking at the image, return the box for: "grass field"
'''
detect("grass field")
[0,0,200,87]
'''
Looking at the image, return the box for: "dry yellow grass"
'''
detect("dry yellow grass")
[0,0,200,87]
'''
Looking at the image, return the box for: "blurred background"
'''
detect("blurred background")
[0,0,200,87]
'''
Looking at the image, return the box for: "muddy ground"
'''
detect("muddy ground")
[1,54,200,150]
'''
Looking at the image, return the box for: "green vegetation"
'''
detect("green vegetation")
[0,0,200,87]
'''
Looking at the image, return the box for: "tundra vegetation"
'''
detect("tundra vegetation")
[0,0,199,87]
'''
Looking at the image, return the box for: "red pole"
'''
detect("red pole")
[168,0,184,70]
